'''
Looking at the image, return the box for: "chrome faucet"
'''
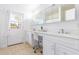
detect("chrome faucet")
[61,28,64,34]
[58,28,69,34]
[58,28,64,34]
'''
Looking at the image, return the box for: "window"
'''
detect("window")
[9,12,22,29]
[65,8,75,21]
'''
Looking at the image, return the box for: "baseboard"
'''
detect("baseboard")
[8,42,24,47]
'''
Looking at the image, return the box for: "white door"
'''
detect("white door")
[8,29,24,45]
[7,12,24,46]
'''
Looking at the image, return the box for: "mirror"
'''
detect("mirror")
[33,12,45,25]
[45,5,60,23]
[61,4,75,21]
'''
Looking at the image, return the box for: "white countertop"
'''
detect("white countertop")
[30,31,79,40]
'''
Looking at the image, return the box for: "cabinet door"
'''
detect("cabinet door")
[56,43,79,55]
[43,35,56,55]
[57,36,79,50]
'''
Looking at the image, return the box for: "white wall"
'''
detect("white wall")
[43,20,79,34]
[21,19,32,44]
[0,10,9,48]
[0,4,27,14]
[32,20,79,35]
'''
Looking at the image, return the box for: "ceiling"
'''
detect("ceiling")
[0,4,52,19]
[0,4,51,14]
[0,4,75,19]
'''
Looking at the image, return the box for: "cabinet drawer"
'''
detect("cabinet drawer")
[56,37,79,50]
[56,44,79,55]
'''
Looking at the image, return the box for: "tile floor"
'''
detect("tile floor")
[0,43,42,55]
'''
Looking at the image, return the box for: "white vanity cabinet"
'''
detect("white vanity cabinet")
[43,34,79,55]
[56,43,79,55]
[43,35,56,55]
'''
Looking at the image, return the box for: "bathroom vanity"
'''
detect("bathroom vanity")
[32,31,79,55]
[43,32,79,55]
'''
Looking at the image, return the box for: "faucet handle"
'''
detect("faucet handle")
[61,28,64,33]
